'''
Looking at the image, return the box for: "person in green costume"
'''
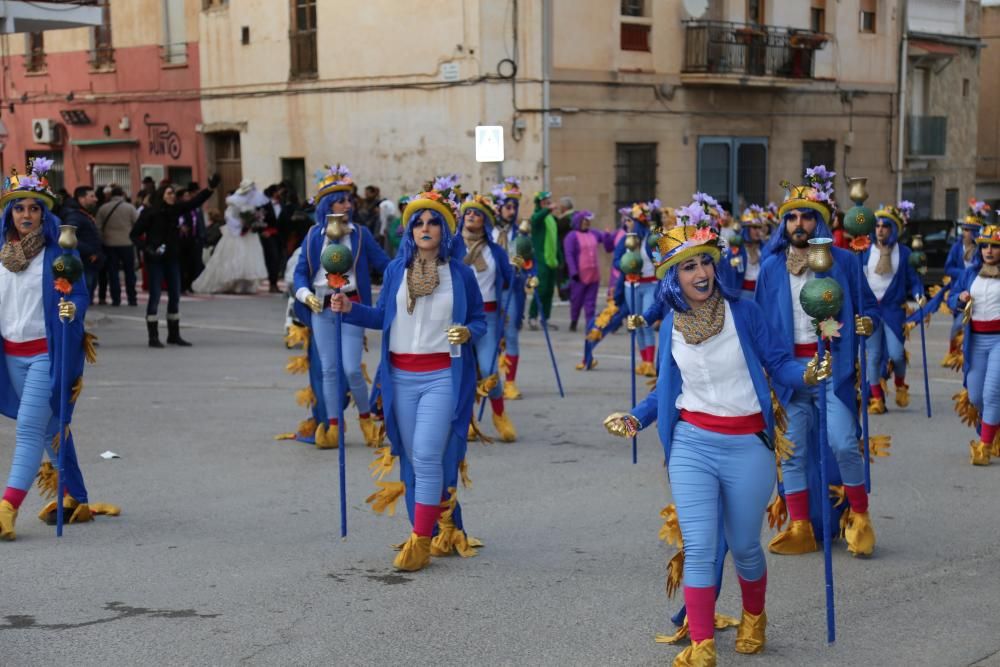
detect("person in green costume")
[528,191,559,329]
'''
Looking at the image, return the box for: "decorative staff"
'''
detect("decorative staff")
[799,237,841,644]
[520,219,565,398]
[620,233,643,465]
[320,213,353,538]
[909,235,932,418]
[52,224,83,537]
[842,177,876,491]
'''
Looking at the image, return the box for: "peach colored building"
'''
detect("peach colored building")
[977,0,1000,207]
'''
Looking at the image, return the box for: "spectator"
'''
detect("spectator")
[177,182,207,293]
[354,185,384,239]
[260,183,290,293]
[61,185,104,304]
[140,176,156,202]
[96,185,139,307]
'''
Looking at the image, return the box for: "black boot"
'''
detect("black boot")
[147,320,164,348]
[166,318,192,346]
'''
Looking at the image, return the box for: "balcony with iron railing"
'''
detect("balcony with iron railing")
[160,42,188,66]
[681,20,829,86]
[907,116,947,158]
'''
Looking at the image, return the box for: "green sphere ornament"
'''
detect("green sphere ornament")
[321,242,353,275]
[620,250,643,277]
[799,277,844,320]
[646,232,662,253]
[52,252,84,284]
[514,234,534,262]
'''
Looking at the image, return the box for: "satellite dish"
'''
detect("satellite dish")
[682,0,708,18]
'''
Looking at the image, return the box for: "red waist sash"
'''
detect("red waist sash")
[390,352,451,372]
[680,409,766,436]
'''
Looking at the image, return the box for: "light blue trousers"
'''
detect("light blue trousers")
[391,366,452,506]
[782,382,865,493]
[312,309,370,417]
[501,286,521,357]
[668,421,775,587]
[629,282,658,350]
[866,321,906,381]
[474,311,503,400]
[5,353,54,492]
[967,332,1000,427]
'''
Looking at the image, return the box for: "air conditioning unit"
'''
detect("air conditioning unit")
[32,118,57,144]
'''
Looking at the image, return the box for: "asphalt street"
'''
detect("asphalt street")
[2,289,1000,666]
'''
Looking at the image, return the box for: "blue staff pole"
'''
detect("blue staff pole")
[856,261,871,492]
[531,289,565,397]
[815,337,836,644]
[478,272,518,422]
[56,301,70,537]
[628,280,638,465]
[918,299,932,418]
[332,288,347,538]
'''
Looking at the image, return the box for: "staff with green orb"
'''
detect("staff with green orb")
[620,233,643,464]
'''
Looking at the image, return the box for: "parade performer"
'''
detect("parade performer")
[288,165,389,449]
[604,214,827,666]
[0,160,119,540]
[491,178,529,399]
[453,193,516,442]
[942,200,991,370]
[332,178,485,571]
[563,210,615,332]
[528,191,559,329]
[614,200,661,377]
[755,166,880,557]
[192,180,268,295]
[130,175,220,347]
[863,201,924,413]
[720,205,767,299]
[950,224,1000,465]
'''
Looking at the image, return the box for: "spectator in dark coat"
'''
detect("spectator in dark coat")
[61,185,104,304]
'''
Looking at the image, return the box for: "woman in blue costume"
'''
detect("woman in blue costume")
[452,193,516,442]
[612,200,661,377]
[288,164,390,449]
[942,200,990,370]
[754,166,881,558]
[490,178,530,399]
[719,205,767,299]
[950,224,1000,465]
[861,201,924,413]
[604,205,822,666]
[0,159,119,540]
[332,179,485,571]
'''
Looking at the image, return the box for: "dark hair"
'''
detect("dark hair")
[151,184,176,209]
[186,182,200,194]
[73,185,94,200]
[142,176,155,184]
[264,184,278,198]
[111,186,125,197]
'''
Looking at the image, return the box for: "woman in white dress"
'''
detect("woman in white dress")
[192,181,268,295]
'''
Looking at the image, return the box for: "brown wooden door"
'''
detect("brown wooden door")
[209,131,242,210]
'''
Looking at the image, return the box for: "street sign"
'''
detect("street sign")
[475,125,504,163]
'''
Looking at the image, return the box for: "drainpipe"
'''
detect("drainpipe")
[542,0,551,190]
[896,0,909,202]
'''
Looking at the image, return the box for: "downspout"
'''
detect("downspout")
[896,0,909,201]
[542,0,551,190]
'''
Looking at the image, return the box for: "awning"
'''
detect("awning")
[69,139,139,147]
[909,40,959,56]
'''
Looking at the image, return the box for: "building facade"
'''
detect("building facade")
[0,0,204,197]
[976,0,1000,207]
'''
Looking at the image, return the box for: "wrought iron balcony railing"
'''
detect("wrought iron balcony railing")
[682,20,829,80]
[907,116,947,157]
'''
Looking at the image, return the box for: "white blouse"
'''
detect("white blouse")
[0,252,47,343]
[672,302,761,416]
[473,245,497,303]
[389,264,453,354]
[970,275,1000,321]
[640,241,655,278]
[864,244,899,301]
[745,254,761,282]
[789,268,818,345]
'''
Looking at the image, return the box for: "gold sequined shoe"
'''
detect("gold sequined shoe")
[843,509,876,557]
[673,638,716,667]
[0,499,18,541]
[503,380,522,400]
[991,434,1000,458]
[867,397,887,415]
[492,411,518,443]
[575,359,598,371]
[359,415,382,448]
[467,423,478,442]
[635,361,657,377]
[38,496,80,524]
[393,532,432,572]
[735,609,766,654]
[315,422,339,450]
[970,440,991,466]
[895,383,910,408]
[768,520,818,555]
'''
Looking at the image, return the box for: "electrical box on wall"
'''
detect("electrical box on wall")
[32,119,57,144]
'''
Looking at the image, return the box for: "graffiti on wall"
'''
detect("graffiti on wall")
[144,114,182,160]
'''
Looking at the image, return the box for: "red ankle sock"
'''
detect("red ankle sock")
[785,490,810,522]
[870,384,884,399]
[982,422,998,445]
[507,355,519,382]
[413,502,442,537]
[490,398,505,416]
[683,586,716,642]
[642,347,655,363]
[844,484,869,514]
[738,571,767,615]
[327,418,338,426]
[2,487,27,509]
[894,376,906,388]
[358,412,370,419]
